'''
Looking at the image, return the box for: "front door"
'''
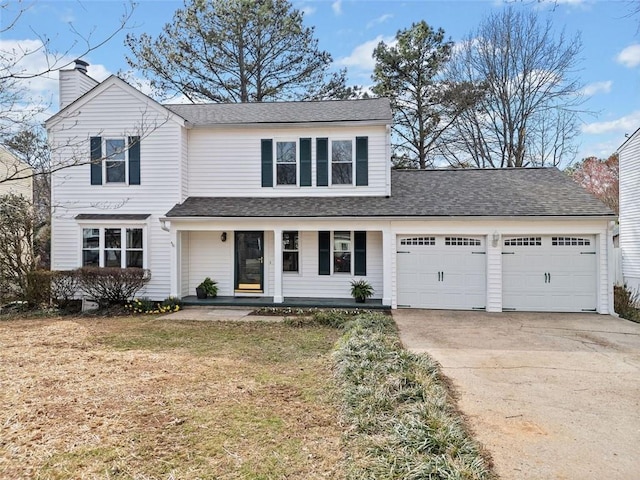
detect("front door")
[235,231,264,292]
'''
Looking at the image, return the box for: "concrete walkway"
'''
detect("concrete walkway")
[393,310,640,480]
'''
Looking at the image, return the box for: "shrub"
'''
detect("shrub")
[50,270,80,308]
[25,270,53,307]
[77,267,150,308]
[614,284,640,322]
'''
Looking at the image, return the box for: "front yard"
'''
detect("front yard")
[0,316,343,479]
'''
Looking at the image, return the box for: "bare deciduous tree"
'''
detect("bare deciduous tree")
[443,8,583,168]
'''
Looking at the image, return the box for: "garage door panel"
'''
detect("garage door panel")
[397,236,486,310]
[502,235,597,312]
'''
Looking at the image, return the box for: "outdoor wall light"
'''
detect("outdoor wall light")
[492,231,500,248]
[221,232,227,242]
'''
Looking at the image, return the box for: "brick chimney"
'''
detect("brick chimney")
[59,59,99,110]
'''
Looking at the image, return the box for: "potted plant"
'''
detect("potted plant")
[196,277,218,299]
[350,279,374,303]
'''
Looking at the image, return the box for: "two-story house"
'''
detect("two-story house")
[0,146,33,200]
[47,60,616,313]
[617,128,640,292]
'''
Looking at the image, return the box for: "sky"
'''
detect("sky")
[2,0,639,163]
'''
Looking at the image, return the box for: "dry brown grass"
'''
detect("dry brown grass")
[0,316,344,479]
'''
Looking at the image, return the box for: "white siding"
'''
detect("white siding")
[619,133,640,289]
[186,231,234,296]
[59,69,99,109]
[0,148,33,199]
[187,125,388,197]
[282,231,383,299]
[485,238,502,312]
[49,81,183,299]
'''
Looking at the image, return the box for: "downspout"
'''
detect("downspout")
[385,124,392,197]
[160,218,170,232]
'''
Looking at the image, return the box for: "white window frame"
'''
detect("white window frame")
[330,138,355,186]
[332,230,352,274]
[103,138,129,185]
[282,231,300,274]
[274,139,298,187]
[78,223,147,269]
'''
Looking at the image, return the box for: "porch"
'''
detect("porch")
[181,295,388,309]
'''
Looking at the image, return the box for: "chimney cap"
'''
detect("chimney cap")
[74,59,89,73]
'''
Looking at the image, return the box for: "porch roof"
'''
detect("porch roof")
[165,168,615,219]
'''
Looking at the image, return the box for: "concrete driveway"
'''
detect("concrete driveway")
[393,310,640,480]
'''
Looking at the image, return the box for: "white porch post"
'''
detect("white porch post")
[382,227,392,307]
[273,227,283,303]
[170,228,180,298]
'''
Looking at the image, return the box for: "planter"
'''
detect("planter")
[195,286,207,299]
[355,297,366,303]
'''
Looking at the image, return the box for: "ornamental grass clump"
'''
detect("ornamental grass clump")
[333,312,494,480]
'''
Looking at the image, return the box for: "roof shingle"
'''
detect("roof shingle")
[164,98,391,126]
[165,168,615,218]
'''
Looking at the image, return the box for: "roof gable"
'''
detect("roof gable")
[45,75,185,128]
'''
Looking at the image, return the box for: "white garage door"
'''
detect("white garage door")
[502,236,597,312]
[397,236,486,310]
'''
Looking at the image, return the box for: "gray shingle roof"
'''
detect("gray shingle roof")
[165,168,615,218]
[164,98,391,126]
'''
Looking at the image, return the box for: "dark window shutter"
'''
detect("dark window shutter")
[261,139,273,187]
[300,138,312,186]
[128,136,140,185]
[90,136,102,185]
[316,138,328,187]
[355,136,368,186]
[318,231,330,275]
[354,231,367,276]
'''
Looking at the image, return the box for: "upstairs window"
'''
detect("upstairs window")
[276,141,297,185]
[331,140,353,185]
[105,139,126,183]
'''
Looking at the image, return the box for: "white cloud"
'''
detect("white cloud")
[616,44,640,68]
[332,0,342,15]
[0,38,112,117]
[581,80,612,96]
[338,35,395,72]
[582,110,640,135]
[366,14,393,29]
[300,5,316,16]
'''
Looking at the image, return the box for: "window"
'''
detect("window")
[333,231,351,273]
[445,237,481,246]
[552,237,591,246]
[276,141,296,185]
[282,231,299,272]
[504,237,542,246]
[331,140,353,185]
[105,138,126,183]
[82,227,144,268]
[82,228,100,266]
[400,237,436,246]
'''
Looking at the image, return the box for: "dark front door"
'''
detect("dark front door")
[235,231,264,292]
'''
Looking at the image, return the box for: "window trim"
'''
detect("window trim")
[77,221,148,269]
[330,138,355,186]
[282,231,300,274]
[274,139,299,187]
[103,137,129,185]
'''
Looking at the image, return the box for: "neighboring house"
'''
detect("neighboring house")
[617,128,640,292]
[46,60,616,313]
[0,146,33,200]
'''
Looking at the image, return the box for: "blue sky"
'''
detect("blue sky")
[2,0,639,162]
